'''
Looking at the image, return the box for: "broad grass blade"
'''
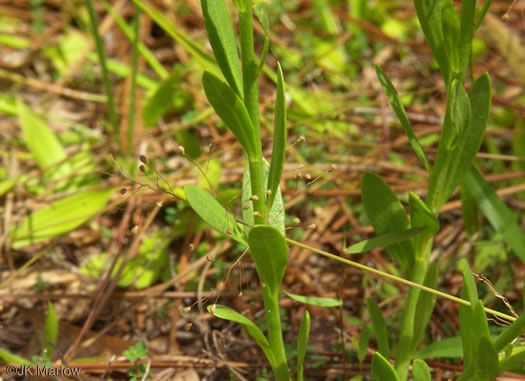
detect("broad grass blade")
[10,188,115,249]
[475,336,498,380]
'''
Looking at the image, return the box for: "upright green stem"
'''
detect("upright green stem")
[262,286,290,381]
[239,0,266,223]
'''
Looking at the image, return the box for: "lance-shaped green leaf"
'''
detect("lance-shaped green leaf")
[267,63,287,211]
[414,0,450,85]
[10,188,115,248]
[462,166,525,262]
[184,184,247,247]
[372,352,400,381]
[366,298,390,358]
[412,263,437,351]
[412,359,431,381]
[428,73,491,214]
[375,65,430,172]
[409,193,439,257]
[44,301,58,358]
[208,304,274,365]
[201,0,243,96]
[475,336,498,380]
[202,71,258,159]
[346,227,426,255]
[457,0,476,80]
[242,160,285,236]
[0,348,31,365]
[494,311,525,353]
[414,336,463,359]
[284,291,342,307]
[361,172,415,274]
[248,225,288,297]
[297,310,310,381]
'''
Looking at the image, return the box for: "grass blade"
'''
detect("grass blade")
[372,352,400,381]
[346,227,426,254]
[284,291,341,307]
[297,310,310,381]
[267,62,287,211]
[366,298,390,358]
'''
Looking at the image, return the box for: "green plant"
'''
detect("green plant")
[123,343,152,381]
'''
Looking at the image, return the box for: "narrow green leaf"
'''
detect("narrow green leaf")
[374,65,430,172]
[297,310,310,381]
[248,226,288,297]
[413,0,450,85]
[412,263,438,351]
[459,258,479,304]
[202,71,258,159]
[267,63,287,211]
[476,336,498,380]
[412,359,431,381]
[366,298,390,358]
[409,193,439,256]
[372,352,400,381]
[449,80,471,146]
[459,285,476,368]
[201,0,243,96]
[0,348,32,365]
[254,2,270,36]
[428,73,491,213]
[346,227,426,254]
[208,304,274,363]
[462,166,525,262]
[361,172,414,274]
[132,0,218,75]
[284,291,342,308]
[0,176,24,197]
[242,160,285,236]
[44,301,58,358]
[10,188,115,249]
[494,312,525,353]
[184,184,247,247]
[358,323,370,363]
[414,336,463,359]
[475,0,493,30]
[458,0,476,80]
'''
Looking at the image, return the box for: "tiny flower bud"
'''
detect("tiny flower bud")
[139,164,145,172]
[226,228,233,235]
[253,211,261,217]
[243,203,250,210]
[131,225,139,234]
[292,217,301,225]
[185,322,193,331]
[250,195,259,201]
[188,243,195,252]
[307,224,317,230]
[305,174,312,181]
[297,163,304,169]
[329,164,336,172]
[156,201,163,208]
[298,136,305,143]
[183,306,191,313]
[120,188,127,195]
[139,155,147,164]
[177,146,185,154]
[266,189,272,197]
